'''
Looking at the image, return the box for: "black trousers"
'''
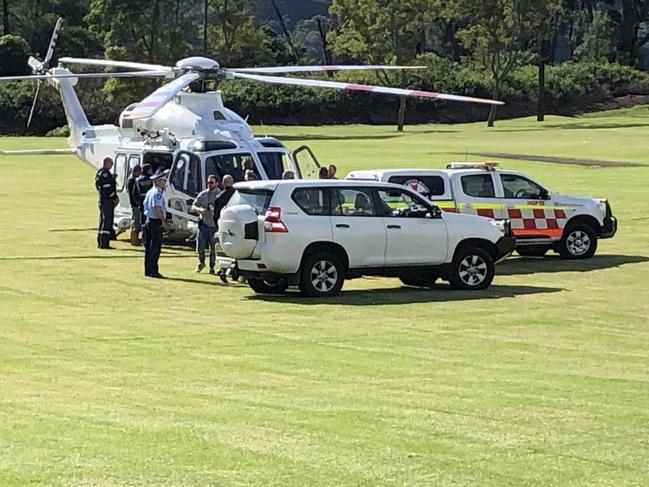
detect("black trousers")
[143,219,162,276]
[97,198,115,248]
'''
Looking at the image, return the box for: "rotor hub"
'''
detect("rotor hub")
[175,56,220,72]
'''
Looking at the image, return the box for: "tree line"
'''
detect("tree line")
[2,0,649,134]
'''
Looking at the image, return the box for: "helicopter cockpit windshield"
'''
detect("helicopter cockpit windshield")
[205,153,260,182]
[258,152,290,179]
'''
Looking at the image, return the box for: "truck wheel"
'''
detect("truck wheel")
[399,275,438,288]
[559,223,597,259]
[299,252,345,297]
[449,247,495,290]
[248,278,289,294]
[516,245,550,257]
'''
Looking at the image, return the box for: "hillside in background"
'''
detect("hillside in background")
[255,0,330,29]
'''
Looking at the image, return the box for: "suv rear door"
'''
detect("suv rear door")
[328,187,387,268]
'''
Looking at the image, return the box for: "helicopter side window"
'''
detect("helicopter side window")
[206,153,258,182]
[114,153,126,191]
[258,152,288,180]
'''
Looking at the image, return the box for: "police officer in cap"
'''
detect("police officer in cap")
[142,168,168,278]
[95,157,118,249]
[135,163,154,235]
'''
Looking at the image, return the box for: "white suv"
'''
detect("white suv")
[218,180,515,297]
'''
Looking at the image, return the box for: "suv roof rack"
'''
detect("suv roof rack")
[446,162,500,171]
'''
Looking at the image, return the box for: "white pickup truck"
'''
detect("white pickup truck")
[346,163,617,259]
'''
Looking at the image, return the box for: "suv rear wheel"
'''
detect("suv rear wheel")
[248,278,289,294]
[449,247,495,290]
[558,223,597,259]
[299,252,345,297]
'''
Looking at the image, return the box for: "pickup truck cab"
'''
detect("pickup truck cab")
[218,180,515,297]
[346,163,617,259]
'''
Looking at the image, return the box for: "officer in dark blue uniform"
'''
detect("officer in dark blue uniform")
[135,163,154,230]
[142,168,168,278]
[95,157,117,249]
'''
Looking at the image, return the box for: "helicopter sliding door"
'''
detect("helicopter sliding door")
[165,151,203,231]
[169,151,202,197]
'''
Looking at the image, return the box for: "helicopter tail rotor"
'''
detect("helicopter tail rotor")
[26,17,63,128]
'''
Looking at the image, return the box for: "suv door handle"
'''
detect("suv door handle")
[336,223,350,229]
[387,224,401,229]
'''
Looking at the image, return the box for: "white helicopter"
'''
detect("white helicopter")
[0,19,504,235]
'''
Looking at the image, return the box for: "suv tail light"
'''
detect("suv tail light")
[264,207,289,233]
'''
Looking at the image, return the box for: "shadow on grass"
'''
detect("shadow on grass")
[162,276,228,287]
[274,131,457,141]
[0,252,189,261]
[498,254,649,276]
[246,283,563,306]
[49,227,97,233]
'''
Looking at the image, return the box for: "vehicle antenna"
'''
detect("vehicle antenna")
[260,117,268,138]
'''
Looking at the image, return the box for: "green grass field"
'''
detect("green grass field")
[1,108,649,486]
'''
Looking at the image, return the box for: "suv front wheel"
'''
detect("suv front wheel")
[299,252,345,297]
[449,247,495,290]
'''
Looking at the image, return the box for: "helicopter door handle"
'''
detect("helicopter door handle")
[336,224,350,229]
[387,225,402,229]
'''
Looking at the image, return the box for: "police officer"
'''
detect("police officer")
[95,157,118,249]
[142,168,168,278]
[135,163,154,232]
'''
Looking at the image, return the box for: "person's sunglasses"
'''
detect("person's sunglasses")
[208,180,217,185]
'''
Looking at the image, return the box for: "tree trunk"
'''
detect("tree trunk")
[269,0,300,63]
[537,59,546,122]
[620,0,639,65]
[203,0,209,52]
[149,0,160,62]
[2,0,9,35]
[487,81,499,127]
[397,96,407,132]
[317,17,332,66]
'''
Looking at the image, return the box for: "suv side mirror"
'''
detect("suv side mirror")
[540,188,549,200]
[429,206,443,218]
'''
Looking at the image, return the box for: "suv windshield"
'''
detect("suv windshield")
[229,189,274,214]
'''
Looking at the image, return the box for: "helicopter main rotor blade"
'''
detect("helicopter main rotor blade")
[43,18,63,67]
[232,72,505,105]
[121,72,201,121]
[0,71,169,82]
[229,65,424,74]
[58,57,174,73]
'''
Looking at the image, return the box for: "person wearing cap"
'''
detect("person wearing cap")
[191,174,220,274]
[95,156,118,249]
[127,164,142,246]
[142,168,168,278]
[135,163,154,236]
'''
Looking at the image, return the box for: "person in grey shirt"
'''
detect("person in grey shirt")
[191,175,219,274]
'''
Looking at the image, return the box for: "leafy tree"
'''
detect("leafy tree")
[445,0,530,127]
[329,0,429,131]
[525,0,563,121]
[206,0,274,67]
[0,34,30,76]
[574,12,617,63]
